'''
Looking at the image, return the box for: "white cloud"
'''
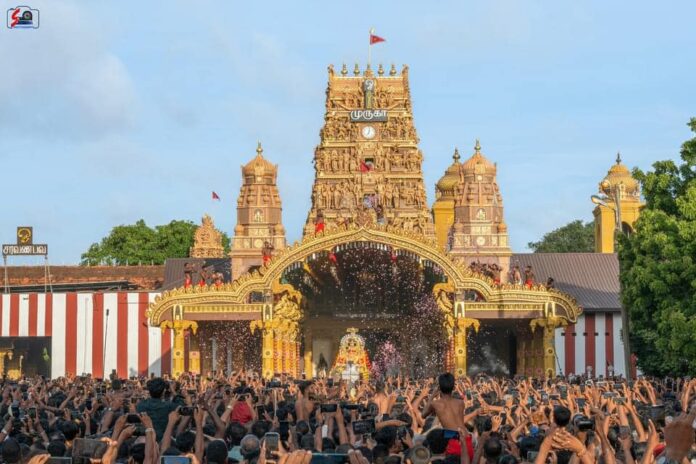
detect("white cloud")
[0,1,137,139]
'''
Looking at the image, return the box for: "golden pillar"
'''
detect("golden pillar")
[282,334,290,374]
[161,319,198,379]
[252,295,277,380]
[262,327,274,379]
[454,317,480,376]
[304,329,313,378]
[531,316,566,378]
[0,350,12,378]
[250,321,275,380]
[273,334,282,374]
[452,296,479,377]
[295,340,301,377]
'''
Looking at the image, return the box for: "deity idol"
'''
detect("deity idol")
[330,328,371,381]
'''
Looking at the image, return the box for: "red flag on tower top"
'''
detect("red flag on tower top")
[212,191,220,201]
[370,32,385,45]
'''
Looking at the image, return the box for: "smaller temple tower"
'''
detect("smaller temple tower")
[450,140,511,276]
[190,214,225,258]
[593,153,642,253]
[432,148,461,251]
[230,143,286,278]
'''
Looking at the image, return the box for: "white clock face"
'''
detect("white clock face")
[361,125,376,139]
[476,236,486,246]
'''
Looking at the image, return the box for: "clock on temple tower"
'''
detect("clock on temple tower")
[303,63,434,238]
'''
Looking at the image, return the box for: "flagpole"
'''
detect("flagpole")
[368,28,373,69]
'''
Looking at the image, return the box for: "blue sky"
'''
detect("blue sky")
[1,0,695,264]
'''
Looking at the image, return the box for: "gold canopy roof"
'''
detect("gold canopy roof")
[600,152,639,196]
[436,148,462,198]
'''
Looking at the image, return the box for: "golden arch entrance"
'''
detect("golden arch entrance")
[148,225,582,378]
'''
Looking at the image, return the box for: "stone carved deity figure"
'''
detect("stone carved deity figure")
[363,79,375,110]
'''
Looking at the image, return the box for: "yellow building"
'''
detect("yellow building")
[432,148,461,251]
[593,153,643,253]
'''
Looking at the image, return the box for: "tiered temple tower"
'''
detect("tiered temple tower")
[303,64,434,237]
[593,153,642,253]
[432,148,462,251]
[190,214,225,258]
[230,143,286,278]
[450,140,511,274]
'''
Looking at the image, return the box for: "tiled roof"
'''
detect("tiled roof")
[2,265,164,291]
[511,253,620,312]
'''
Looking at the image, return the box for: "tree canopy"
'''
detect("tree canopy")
[81,219,231,265]
[619,118,696,376]
[527,220,595,253]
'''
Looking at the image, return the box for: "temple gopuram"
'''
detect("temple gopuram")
[0,63,642,380]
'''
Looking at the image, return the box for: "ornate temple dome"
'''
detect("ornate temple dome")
[242,142,277,180]
[435,148,462,199]
[450,139,511,263]
[461,139,496,175]
[600,153,639,197]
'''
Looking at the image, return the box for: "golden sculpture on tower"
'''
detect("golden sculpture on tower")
[304,64,434,237]
[189,214,225,258]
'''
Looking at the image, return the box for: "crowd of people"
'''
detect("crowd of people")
[0,372,694,464]
[184,263,226,289]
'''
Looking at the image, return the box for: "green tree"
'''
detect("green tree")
[619,118,696,376]
[81,219,231,265]
[527,220,595,253]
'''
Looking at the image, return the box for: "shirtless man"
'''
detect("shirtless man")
[422,373,465,430]
[295,382,315,422]
[422,373,470,457]
[373,382,390,416]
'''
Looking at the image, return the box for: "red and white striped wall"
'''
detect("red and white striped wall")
[0,292,171,379]
[554,312,626,378]
[1,293,626,379]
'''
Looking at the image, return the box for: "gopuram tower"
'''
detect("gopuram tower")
[450,140,512,277]
[303,64,434,238]
[229,143,286,278]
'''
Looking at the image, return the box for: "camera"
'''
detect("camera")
[320,404,338,413]
[573,415,594,432]
[352,419,375,435]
